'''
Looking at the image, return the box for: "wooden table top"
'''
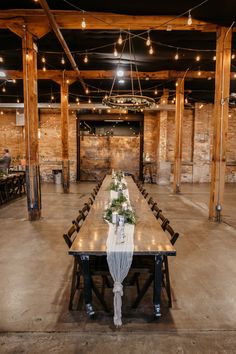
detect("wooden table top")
[69,176,176,256]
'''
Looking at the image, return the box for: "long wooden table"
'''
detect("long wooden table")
[69,175,176,318]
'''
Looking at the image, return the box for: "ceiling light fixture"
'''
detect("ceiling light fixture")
[117,69,124,77]
[103,33,155,112]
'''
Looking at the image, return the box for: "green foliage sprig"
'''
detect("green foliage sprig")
[104,195,136,225]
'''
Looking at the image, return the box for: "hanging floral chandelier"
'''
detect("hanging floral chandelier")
[102,33,155,112]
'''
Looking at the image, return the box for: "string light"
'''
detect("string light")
[175,82,178,87]
[113,45,118,57]
[2,86,6,92]
[185,98,188,104]
[66,79,70,84]
[41,56,46,63]
[174,50,179,60]
[213,55,216,61]
[146,31,151,46]
[0,56,3,62]
[232,54,235,60]
[61,56,65,64]
[12,79,16,83]
[187,11,192,25]
[85,87,89,94]
[42,65,46,71]
[199,104,204,109]
[196,55,200,61]
[76,97,79,102]
[154,89,158,95]
[81,17,86,29]
[51,95,54,100]
[197,70,201,76]
[17,98,20,103]
[118,32,123,45]
[88,98,91,104]
[149,46,154,55]
[84,53,88,63]
[0,111,3,115]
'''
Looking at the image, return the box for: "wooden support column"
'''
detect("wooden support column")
[60,80,70,193]
[173,78,184,193]
[22,27,41,220]
[209,27,232,220]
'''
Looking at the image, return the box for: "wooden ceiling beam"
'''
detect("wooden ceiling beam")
[0,10,218,32]
[38,0,87,92]
[4,69,236,81]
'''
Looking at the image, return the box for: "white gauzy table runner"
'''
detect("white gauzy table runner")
[106,183,134,326]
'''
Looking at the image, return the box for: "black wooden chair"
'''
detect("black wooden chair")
[63,222,110,313]
[79,203,90,220]
[63,224,81,310]
[148,197,157,211]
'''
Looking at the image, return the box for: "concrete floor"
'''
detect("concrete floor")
[0,182,236,353]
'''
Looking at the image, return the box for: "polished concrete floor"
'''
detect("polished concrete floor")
[0,182,236,353]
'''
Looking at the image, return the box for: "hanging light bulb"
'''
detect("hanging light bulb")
[2,86,6,92]
[174,51,179,60]
[118,32,123,45]
[185,97,188,104]
[146,32,151,46]
[12,79,16,83]
[42,65,46,71]
[114,45,118,57]
[61,56,65,65]
[149,46,154,55]
[76,97,79,102]
[187,11,192,25]
[51,95,54,100]
[88,98,91,104]
[197,70,201,76]
[175,82,178,87]
[81,17,86,29]
[154,89,158,95]
[196,55,200,61]
[17,98,20,103]
[85,87,89,94]
[232,53,235,60]
[84,53,88,63]
[213,55,216,61]
[0,56,3,63]
[41,56,46,63]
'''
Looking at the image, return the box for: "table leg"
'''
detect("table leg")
[153,254,162,318]
[80,255,95,317]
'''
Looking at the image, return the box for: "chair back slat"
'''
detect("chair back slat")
[63,224,77,249]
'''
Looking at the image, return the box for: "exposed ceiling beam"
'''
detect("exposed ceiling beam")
[4,69,236,81]
[0,10,219,32]
[38,0,87,92]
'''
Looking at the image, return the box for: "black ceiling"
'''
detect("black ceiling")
[0,0,235,105]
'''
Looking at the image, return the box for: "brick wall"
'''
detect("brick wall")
[1,106,236,183]
[0,109,25,166]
